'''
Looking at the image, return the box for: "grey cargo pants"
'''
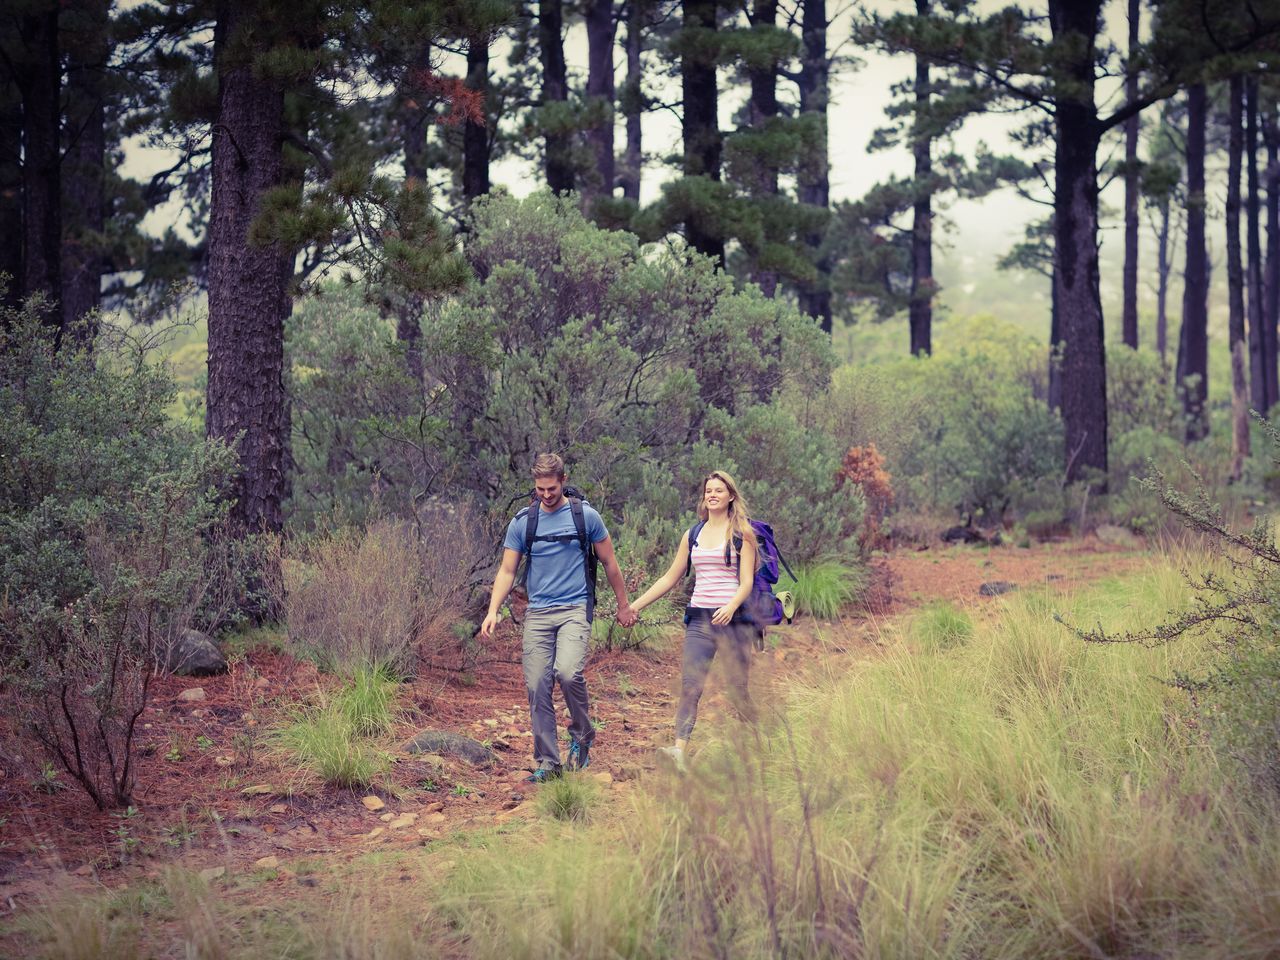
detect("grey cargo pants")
[522,604,593,770]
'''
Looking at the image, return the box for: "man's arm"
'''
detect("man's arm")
[480,548,522,638]
[593,535,631,619]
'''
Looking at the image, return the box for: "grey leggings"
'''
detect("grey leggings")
[676,609,756,741]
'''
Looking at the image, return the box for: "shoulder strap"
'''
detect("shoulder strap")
[685,521,706,578]
[522,499,539,566]
[567,497,598,621]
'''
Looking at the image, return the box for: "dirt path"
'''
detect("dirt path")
[0,537,1147,919]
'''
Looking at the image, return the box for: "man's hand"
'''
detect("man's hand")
[616,605,638,628]
[480,610,501,638]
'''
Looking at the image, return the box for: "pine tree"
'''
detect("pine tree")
[1227,75,1250,480]
[1122,0,1141,350]
[1178,82,1209,442]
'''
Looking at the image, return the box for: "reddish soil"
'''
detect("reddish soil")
[0,536,1147,918]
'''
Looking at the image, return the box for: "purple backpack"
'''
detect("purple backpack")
[687,518,798,625]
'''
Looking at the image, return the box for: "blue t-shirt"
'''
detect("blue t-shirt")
[504,501,609,608]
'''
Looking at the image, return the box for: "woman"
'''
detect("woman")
[623,471,759,769]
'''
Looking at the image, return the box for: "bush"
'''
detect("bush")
[335,665,401,737]
[789,560,863,619]
[911,601,974,653]
[535,773,601,823]
[272,675,398,789]
[0,305,242,808]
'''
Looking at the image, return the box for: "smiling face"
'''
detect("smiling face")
[703,476,733,513]
[534,475,566,510]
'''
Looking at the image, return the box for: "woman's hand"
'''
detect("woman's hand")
[711,604,737,626]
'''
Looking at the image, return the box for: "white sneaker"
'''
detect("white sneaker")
[658,745,686,772]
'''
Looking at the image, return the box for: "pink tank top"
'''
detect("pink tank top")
[689,539,741,608]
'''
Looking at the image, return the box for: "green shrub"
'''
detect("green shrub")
[273,702,392,789]
[334,665,401,737]
[790,560,862,619]
[911,601,974,652]
[535,773,601,823]
[0,304,243,809]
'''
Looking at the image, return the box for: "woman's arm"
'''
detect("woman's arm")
[711,536,757,625]
[629,531,691,617]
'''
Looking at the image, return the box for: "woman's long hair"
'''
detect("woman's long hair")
[697,470,759,568]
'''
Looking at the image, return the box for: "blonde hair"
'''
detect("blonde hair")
[531,452,566,480]
[698,470,758,565]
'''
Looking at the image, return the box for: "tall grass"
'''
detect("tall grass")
[909,600,973,652]
[789,560,863,619]
[435,553,1280,957]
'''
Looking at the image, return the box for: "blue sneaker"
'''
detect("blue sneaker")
[567,737,592,771]
[524,766,562,784]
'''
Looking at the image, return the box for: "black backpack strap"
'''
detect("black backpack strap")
[776,545,799,583]
[685,520,706,578]
[515,500,539,586]
[567,496,599,622]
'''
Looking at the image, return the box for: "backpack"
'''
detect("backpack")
[514,486,600,622]
[686,518,798,628]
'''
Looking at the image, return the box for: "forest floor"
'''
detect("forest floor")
[0,535,1149,941]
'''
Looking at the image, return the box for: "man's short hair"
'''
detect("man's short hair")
[531,453,566,480]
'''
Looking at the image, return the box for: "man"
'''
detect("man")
[481,453,633,783]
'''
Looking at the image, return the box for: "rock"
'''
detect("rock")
[503,726,522,738]
[254,676,271,689]
[268,803,288,814]
[591,771,614,786]
[177,687,206,702]
[73,864,94,876]
[1096,524,1141,549]
[942,525,983,544]
[366,827,385,840]
[424,812,446,825]
[496,801,536,823]
[482,718,499,728]
[387,813,418,829]
[417,827,441,840]
[616,763,644,782]
[979,581,1017,597]
[379,813,394,823]
[214,756,234,767]
[360,795,385,812]
[401,730,496,767]
[424,801,444,813]
[240,784,275,796]
[254,856,280,870]
[199,866,226,882]
[165,630,228,677]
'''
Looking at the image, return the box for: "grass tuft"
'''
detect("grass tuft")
[535,773,600,823]
[789,560,863,619]
[910,600,974,652]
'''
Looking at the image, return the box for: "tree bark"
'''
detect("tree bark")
[1177,83,1209,442]
[18,5,62,336]
[1227,76,1249,481]
[1048,266,1062,411]
[540,0,575,195]
[620,0,645,203]
[1265,102,1280,412]
[206,2,292,537]
[584,0,617,210]
[748,0,779,298]
[1049,0,1107,487]
[1121,0,1140,349]
[1156,194,1171,363]
[909,0,933,356]
[61,0,110,346]
[0,91,22,311]
[796,0,831,333]
[463,34,491,201]
[681,0,724,265]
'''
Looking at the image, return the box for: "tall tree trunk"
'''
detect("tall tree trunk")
[18,5,62,337]
[621,0,644,203]
[207,3,292,537]
[1121,0,1140,349]
[61,0,110,346]
[463,34,491,201]
[748,0,779,298]
[1156,194,1171,362]
[1227,76,1249,482]
[909,0,932,356]
[1048,267,1062,411]
[584,0,617,211]
[540,0,574,195]
[681,0,724,265]
[1177,83,1209,443]
[796,0,831,333]
[1266,102,1280,412]
[1247,78,1267,415]
[1049,0,1108,487]
[0,91,22,311]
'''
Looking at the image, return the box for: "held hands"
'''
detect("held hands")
[616,604,639,628]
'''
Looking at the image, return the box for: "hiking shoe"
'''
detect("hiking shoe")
[658,745,686,773]
[524,766,563,784]
[567,737,591,771]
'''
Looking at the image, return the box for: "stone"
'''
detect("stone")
[268,804,288,814]
[164,629,228,677]
[366,827,385,840]
[592,771,614,786]
[177,687,206,702]
[482,718,499,728]
[401,730,496,766]
[417,827,441,839]
[496,801,536,823]
[388,813,418,829]
[379,813,394,823]
[254,856,280,870]
[424,801,444,814]
[361,795,385,812]
[241,784,275,796]
[214,756,234,767]
[504,726,522,738]
[73,864,93,876]
[979,581,1017,597]
[1096,524,1141,549]
[199,866,226,882]
[424,812,447,825]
